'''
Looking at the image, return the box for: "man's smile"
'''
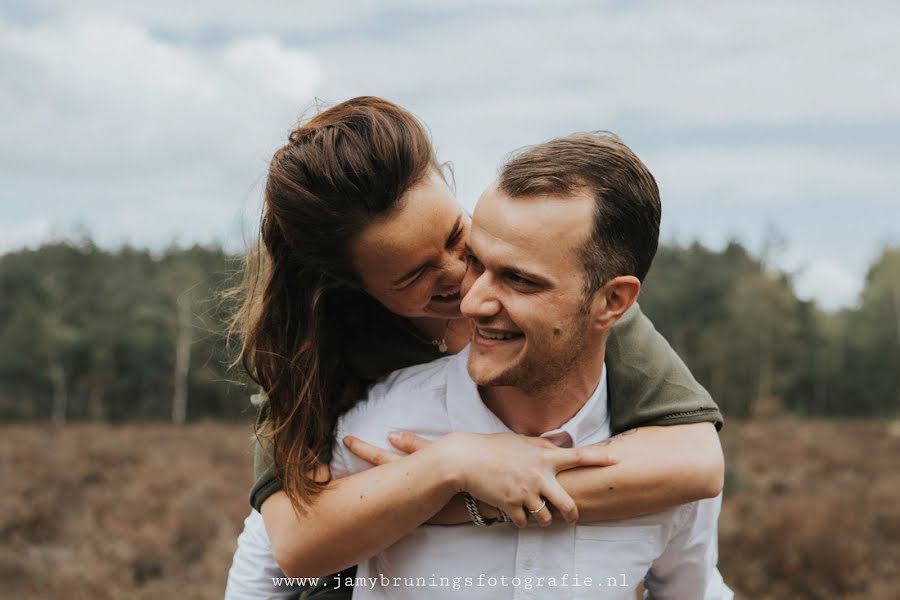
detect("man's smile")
[473,326,524,347]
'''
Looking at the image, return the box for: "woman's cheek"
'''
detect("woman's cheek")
[391,289,432,316]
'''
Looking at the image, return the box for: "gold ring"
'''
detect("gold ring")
[527,500,547,514]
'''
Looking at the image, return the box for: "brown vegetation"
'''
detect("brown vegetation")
[1,419,897,599]
[0,422,256,599]
[718,419,900,599]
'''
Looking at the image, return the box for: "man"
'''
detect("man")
[320,132,731,598]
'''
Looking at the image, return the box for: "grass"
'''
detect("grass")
[1,418,898,599]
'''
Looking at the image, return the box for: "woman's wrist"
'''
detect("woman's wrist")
[421,433,469,495]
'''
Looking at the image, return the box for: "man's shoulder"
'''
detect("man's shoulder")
[376,353,457,396]
[331,355,458,479]
[337,354,456,433]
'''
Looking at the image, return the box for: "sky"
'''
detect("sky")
[1,0,898,310]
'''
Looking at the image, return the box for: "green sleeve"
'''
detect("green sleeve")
[606,303,723,434]
[249,429,282,513]
[248,403,336,512]
[249,402,283,511]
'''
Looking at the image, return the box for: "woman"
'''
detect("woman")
[225,97,724,596]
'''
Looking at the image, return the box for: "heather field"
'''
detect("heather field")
[2,419,898,599]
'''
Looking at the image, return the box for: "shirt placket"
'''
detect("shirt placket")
[512,527,540,600]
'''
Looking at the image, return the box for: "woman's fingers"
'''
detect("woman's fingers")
[549,445,618,471]
[388,430,432,454]
[541,479,579,523]
[578,445,620,467]
[523,436,560,450]
[525,497,553,527]
[342,435,402,466]
[505,505,529,528]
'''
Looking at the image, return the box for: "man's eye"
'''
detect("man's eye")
[508,273,533,285]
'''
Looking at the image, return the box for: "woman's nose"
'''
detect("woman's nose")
[440,253,468,288]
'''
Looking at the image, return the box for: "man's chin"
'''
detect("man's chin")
[467,357,517,388]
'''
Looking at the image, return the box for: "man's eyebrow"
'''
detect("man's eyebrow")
[392,213,464,287]
[465,243,551,286]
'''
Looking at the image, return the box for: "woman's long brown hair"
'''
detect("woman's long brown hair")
[228,97,440,511]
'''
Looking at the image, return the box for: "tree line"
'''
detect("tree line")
[0,238,897,422]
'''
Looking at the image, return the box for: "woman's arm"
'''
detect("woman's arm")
[262,432,616,578]
[555,422,723,521]
[353,422,723,525]
[261,445,457,578]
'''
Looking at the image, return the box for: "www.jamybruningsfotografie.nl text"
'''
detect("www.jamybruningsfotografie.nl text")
[271,572,631,591]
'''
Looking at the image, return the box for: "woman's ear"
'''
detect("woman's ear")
[589,276,641,332]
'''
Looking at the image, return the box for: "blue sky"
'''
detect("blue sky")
[1,0,898,310]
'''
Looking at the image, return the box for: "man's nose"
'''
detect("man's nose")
[460,271,501,318]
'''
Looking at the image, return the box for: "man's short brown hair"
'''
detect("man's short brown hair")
[497,131,661,296]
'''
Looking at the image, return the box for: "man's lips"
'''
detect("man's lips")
[473,327,524,347]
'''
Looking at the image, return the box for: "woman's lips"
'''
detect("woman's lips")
[426,292,463,317]
[430,291,461,303]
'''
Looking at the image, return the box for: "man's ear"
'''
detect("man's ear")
[589,275,641,332]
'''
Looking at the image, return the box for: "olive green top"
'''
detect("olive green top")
[249,301,722,512]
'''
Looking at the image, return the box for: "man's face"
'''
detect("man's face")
[461,185,597,392]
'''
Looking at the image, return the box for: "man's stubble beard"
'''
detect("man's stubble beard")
[471,308,592,394]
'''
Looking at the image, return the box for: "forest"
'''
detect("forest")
[1,238,898,423]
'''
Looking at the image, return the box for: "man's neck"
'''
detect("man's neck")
[480,347,606,436]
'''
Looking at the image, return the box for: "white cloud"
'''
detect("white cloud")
[9,0,528,34]
[784,256,865,311]
[311,0,900,127]
[1,1,898,311]
[0,15,320,255]
[0,16,320,178]
[0,217,53,253]
[648,146,900,207]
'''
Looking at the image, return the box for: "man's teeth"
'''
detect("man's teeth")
[479,329,518,340]
[437,290,459,298]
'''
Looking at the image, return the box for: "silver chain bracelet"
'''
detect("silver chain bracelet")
[464,493,512,526]
[464,492,491,526]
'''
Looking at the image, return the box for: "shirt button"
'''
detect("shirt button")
[524,558,534,569]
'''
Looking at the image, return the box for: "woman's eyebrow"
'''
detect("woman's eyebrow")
[443,214,463,249]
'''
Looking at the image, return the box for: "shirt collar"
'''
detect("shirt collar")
[446,347,609,447]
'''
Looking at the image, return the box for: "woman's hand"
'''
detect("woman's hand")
[343,431,618,528]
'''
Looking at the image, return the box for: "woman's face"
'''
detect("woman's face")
[349,170,470,319]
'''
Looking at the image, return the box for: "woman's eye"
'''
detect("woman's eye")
[399,269,427,290]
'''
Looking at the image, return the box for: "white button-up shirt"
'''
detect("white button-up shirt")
[327,348,732,599]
